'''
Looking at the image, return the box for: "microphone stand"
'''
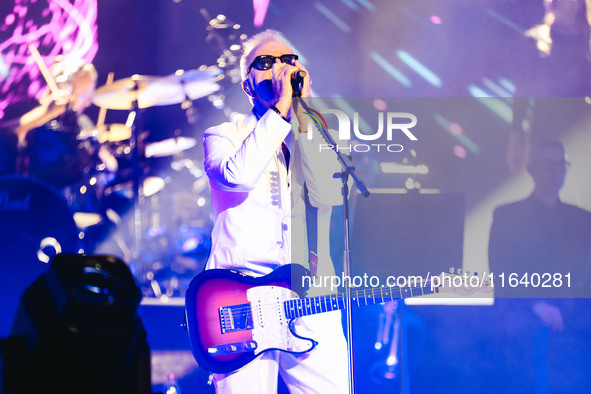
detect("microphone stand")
[294,93,370,394]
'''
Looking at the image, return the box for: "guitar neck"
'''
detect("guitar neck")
[284,279,437,319]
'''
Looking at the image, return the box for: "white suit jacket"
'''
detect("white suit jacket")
[203,109,342,276]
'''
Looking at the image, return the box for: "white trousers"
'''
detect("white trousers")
[213,311,349,394]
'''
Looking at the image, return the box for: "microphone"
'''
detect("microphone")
[291,70,306,97]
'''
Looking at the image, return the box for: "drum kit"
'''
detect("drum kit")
[0,10,246,303]
[0,64,223,300]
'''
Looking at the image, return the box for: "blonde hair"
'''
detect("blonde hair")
[50,58,97,88]
[240,29,288,80]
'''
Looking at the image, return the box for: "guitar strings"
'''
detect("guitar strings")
[216,276,492,322]
[220,280,437,318]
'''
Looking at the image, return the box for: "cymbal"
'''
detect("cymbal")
[106,174,166,198]
[93,75,173,110]
[75,123,131,142]
[143,176,166,197]
[92,67,222,110]
[162,67,223,103]
[145,137,197,158]
[98,123,131,142]
[73,212,103,229]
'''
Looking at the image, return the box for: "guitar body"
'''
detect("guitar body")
[185,264,315,373]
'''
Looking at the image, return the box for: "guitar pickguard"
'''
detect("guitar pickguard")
[247,286,315,355]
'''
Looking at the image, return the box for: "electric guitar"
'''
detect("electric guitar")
[185,264,489,373]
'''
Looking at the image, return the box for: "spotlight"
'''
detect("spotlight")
[9,254,151,394]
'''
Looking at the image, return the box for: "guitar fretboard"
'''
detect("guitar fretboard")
[284,281,437,319]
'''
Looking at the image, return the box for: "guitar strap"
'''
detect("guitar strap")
[303,183,318,277]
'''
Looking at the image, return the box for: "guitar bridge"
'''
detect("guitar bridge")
[208,341,257,357]
[219,303,253,334]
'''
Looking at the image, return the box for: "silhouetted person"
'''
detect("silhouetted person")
[489,140,591,393]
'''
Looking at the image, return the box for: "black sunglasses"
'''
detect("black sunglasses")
[247,54,298,74]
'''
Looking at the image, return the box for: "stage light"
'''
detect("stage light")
[370,51,411,88]
[373,98,387,111]
[454,145,467,159]
[498,78,516,94]
[9,254,151,394]
[481,78,512,97]
[467,88,512,124]
[449,122,463,136]
[314,3,352,32]
[380,162,429,175]
[396,50,442,88]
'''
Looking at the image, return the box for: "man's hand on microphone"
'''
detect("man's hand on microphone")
[271,60,310,120]
[271,62,297,116]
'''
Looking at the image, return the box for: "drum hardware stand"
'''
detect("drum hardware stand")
[128,77,144,262]
[371,301,411,392]
[176,69,197,125]
[182,95,197,125]
[199,7,244,85]
[295,96,370,394]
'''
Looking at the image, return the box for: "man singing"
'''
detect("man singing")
[202,30,349,393]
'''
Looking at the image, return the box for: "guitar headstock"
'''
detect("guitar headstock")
[430,269,493,296]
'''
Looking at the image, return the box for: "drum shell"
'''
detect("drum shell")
[0,176,79,337]
[0,127,18,176]
[23,111,96,188]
